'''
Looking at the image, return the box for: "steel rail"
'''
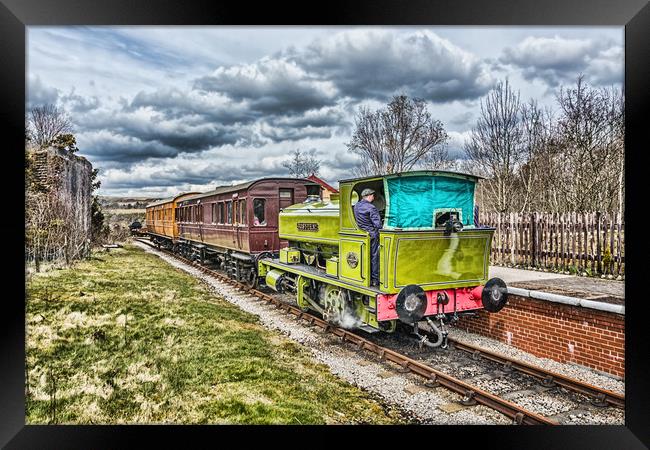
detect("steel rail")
[135,238,558,424]
[446,338,625,409]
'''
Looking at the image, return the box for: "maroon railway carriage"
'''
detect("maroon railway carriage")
[176,177,320,285]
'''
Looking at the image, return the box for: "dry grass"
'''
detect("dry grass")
[26,245,406,424]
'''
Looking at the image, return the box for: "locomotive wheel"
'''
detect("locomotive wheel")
[482,278,508,312]
[245,269,258,289]
[396,285,428,324]
[320,285,357,328]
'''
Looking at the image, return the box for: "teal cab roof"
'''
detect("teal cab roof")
[339,169,483,183]
[341,170,480,230]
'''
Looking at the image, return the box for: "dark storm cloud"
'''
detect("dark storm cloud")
[128,88,261,125]
[61,90,101,113]
[102,160,292,190]
[500,36,623,87]
[259,125,332,142]
[78,132,180,163]
[286,29,494,103]
[73,105,257,160]
[266,106,348,129]
[193,58,338,114]
[114,122,244,152]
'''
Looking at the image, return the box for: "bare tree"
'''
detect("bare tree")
[464,79,526,213]
[347,95,449,176]
[282,148,321,178]
[27,104,73,149]
[422,142,457,171]
[517,100,556,212]
[26,188,88,270]
[554,76,624,213]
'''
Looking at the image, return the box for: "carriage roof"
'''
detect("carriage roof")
[178,177,317,203]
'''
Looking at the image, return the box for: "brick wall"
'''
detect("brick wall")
[456,295,625,378]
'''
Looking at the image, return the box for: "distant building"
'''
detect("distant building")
[307,174,339,201]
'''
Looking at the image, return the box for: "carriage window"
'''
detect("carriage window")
[218,202,224,224]
[253,198,266,226]
[227,201,233,224]
[240,199,247,224]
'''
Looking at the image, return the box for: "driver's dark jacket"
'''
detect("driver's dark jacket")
[353,199,382,238]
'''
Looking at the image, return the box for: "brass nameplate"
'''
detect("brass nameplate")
[297,222,319,232]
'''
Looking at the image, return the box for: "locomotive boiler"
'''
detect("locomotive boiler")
[257,170,508,348]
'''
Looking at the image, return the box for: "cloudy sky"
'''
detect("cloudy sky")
[27,26,623,197]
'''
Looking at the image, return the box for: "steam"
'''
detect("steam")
[329,308,363,330]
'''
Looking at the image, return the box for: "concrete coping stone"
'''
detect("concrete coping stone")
[506,286,625,316]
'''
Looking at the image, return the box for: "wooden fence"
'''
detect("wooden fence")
[478,212,624,276]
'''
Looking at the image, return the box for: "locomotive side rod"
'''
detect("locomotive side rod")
[135,238,557,425]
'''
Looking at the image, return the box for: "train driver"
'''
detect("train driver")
[353,188,382,287]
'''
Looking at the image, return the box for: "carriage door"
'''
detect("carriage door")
[279,188,294,210]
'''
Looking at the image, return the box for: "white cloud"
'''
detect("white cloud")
[500,35,623,87]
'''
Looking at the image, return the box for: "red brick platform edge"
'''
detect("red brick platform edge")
[456,295,625,378]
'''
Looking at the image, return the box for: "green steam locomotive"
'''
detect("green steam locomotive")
[258,170,508,348]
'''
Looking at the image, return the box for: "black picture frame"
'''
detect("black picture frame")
[3,0,648,447]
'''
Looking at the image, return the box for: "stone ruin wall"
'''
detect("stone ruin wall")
[29,146,93,256]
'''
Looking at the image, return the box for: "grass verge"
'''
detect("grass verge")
[26,244,407,424]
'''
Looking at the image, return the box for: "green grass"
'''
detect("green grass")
[26,245,406,424]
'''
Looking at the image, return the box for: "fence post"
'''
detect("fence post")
[616,212,622,276]
[497,213,501,264]
[605,214,616,276]
[560,213,566,272]
[596,211,602,275]
[510,212,515,265]
[531,212,537,268]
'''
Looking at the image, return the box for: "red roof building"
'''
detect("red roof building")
[307,174,339,198]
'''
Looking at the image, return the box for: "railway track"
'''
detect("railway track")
[134,238,624,425]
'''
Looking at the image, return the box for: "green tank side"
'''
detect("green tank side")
[279,197,341,247]
[378,228,493,294]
